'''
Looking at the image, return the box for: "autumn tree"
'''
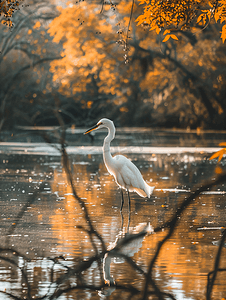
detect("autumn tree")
[136,0,226,43]
[1,0,225,128]
[47,0,226,128]
[0,0,66,129]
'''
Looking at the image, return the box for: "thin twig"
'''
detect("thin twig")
[125,0,135,50]
[53,107,106,253]
[0,255,31,299]
[6,181,46,246]
[142,172,226,300]
[206,229,226,299]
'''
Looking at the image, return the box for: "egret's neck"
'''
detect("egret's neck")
[103,123,115,165]
[103,126,115,151]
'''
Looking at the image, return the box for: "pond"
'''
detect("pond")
[0,128,226,300]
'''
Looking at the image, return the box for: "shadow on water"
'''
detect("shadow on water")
[0,129,226,299]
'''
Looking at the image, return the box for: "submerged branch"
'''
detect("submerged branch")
[142,172,226,300]
[6,181,47,246]
[206,229,226,299]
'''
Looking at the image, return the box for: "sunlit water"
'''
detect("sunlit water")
[0,129,226,299]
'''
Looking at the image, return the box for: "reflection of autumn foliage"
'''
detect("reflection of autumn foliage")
[47,151,226,299]
[50,162,119,255]
[1,125,226,299]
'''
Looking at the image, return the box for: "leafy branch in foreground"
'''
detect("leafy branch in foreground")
[209,142,226,173]
[209,142,226,162]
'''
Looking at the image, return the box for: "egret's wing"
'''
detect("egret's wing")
[113,155,145,189]
[113,155,154,197]
[133,187,148,197]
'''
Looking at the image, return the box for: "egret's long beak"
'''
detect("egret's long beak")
[84,123,100,135]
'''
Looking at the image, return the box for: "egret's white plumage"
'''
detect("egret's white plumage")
[84,118,154,209]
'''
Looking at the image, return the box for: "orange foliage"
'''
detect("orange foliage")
[48,1,136,100]
[47,0,226,127]
[210,142,226,162]
[136,0,226,43]
[0,0,23,26]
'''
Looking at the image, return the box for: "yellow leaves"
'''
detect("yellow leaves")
[162,29,179,42]
[221,24,226,43]
[197,13,207,25]
[162,34,178,42]
[163,29,171,35]
[219,142,226,147]
[0,0,23,26]
[120,107,129,112]
[34,21,41,29]
[136,0,226,42]
[218,106,224,115]
[155,26,161,34]
[215,166,223,174]
[87,101,93,109]
[118,0,136,14]
[210,143,226,162]
[162,35,171,42]
[136,15,147,26]
[28,29,32,35]
[137,1,191,30]
[138,0,150,4]
[214,9,221,23]
[209,142,226,173]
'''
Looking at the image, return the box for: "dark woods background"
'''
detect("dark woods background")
[0,0,226,131]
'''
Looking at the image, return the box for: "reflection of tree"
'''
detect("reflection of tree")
[50,164,122,256]
[1,135,226,299]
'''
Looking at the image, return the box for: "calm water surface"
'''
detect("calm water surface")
[0,129,226,299]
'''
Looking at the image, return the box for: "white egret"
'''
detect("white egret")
[84,118,155,210]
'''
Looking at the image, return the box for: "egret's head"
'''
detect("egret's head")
[84,118,114,134]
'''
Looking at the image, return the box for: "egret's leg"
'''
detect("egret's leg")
[120,210,124,231]
[127,189,131,230]
[127,189,131,212]
[120,188,124,211]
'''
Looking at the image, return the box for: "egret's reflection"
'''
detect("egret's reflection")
[99,223,153,297]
